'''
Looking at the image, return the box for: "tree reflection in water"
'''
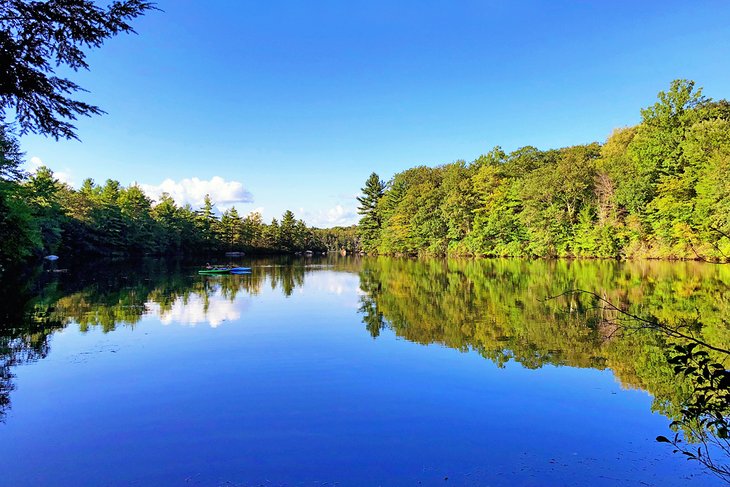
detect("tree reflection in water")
[1,255,728,479]
[0,256,362,421]
[356,257,730,481]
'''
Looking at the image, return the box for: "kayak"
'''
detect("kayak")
[198,267,252,275]
[198,268,233,274]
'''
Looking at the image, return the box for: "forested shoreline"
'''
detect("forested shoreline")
[357,80,730,260]
[4,79,729,269]
[0,134,360,268]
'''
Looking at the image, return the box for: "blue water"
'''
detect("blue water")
[0,260,720,486]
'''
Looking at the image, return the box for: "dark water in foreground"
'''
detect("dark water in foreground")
[0,256,728,486]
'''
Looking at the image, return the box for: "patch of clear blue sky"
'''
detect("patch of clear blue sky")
[20,0,730,226]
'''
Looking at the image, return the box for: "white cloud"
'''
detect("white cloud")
[27,156,74,186]
[140,176,253,208]
[297,204,358,228]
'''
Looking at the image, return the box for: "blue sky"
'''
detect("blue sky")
[21,0,730,227]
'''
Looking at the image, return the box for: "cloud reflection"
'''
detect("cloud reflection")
[147,294,249,328]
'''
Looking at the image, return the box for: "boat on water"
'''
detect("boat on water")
[198,268,231,275]
[198,267,252,275]
[230,268,252,275]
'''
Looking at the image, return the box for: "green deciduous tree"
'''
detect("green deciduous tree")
[357,80,730,261]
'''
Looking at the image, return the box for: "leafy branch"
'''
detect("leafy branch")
[549,289,730,483]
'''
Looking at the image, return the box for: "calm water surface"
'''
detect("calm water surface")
[0,256,728,486]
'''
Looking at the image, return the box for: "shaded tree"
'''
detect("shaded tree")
[0,124,23,181]
[0,0,156,139]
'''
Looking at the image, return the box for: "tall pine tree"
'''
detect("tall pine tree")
[357,172,385,253]
[279,210,297,252]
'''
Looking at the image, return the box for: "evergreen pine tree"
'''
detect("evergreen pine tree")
[356,172,385,253]
[279,210,297,252]
[195,194,218,251]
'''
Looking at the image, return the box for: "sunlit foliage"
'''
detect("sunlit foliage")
[0,158,334,265]
[359,80,730,260]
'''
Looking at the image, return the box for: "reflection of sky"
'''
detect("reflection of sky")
[303,271,359,295]
[2,266,721,487]
[295,271,364,307]
[146,293,249,328]
[141,272,361,328]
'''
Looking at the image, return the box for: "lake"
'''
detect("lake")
[0,256,728,486]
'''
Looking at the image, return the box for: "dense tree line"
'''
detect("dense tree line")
[0,2,364,269]
[314,225,360,255]
[0,143,346,265]
[358,80,730,260]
